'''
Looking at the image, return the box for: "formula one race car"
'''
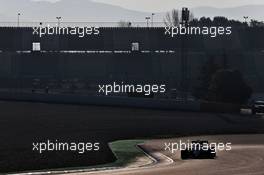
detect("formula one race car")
[251,100,264,114]
[181,140,216,159]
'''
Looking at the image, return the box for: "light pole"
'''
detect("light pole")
[151,13,155,27]
[17,13,21,27]
[56,16,62,27]
[244,16,249,24]
[145,16,150,27]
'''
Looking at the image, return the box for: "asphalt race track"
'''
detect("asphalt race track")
[68,134,264,175]
[0,101,263,173]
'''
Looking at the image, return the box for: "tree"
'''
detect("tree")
[189,12,195,22]
[213,16,229,26]
[199,17,212,26]
[250,19,264,27]
[207,69,252,104]
[164,9,180,26]
[117,20,132,27]
[193,58,220,99]
[164,8,195,26]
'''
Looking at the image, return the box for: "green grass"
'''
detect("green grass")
[108,140,145,167]
[64,139,146,169]
[60,139,146,170]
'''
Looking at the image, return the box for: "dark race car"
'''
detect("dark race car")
[251,100,264,114]
[181,140,216,159]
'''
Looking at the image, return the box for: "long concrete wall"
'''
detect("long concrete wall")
[0,51,263,91]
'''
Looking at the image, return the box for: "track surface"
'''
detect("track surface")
[1,101,263,173]
[67,134,264,175]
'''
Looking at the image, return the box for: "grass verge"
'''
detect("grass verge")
[108,140,146,167]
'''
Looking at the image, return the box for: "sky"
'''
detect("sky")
[1,0,261,22]
[33,0,264,12]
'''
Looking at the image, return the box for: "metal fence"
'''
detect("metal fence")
[0,22,166,28]
[0,26,263,51]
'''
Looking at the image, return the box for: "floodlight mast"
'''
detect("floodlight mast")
[145,16,151,27]
[17,13,21,27]
[180,7,190,102]
[244,16,249,24]
[56,16,62,27]
[151,13,155,27]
